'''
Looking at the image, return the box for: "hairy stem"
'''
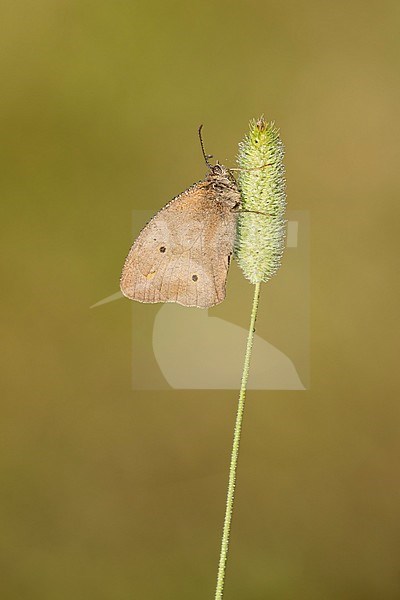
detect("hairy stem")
[215,282,261,599]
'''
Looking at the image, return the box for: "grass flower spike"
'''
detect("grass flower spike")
[235,116,286,283]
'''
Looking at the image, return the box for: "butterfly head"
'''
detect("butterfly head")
[207,162,238,187]
[204,162,241,211]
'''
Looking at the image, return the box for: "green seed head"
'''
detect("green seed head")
[235,116,286,284]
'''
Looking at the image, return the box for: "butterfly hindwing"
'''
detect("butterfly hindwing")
[120,182,237,308]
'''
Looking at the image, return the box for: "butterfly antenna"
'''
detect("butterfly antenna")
[198,125,213,170]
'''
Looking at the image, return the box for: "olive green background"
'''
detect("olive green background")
[2,1,399,599]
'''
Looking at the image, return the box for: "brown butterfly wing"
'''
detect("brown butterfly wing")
[120,183,237,308]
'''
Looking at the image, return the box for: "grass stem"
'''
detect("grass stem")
[215,281,261,599]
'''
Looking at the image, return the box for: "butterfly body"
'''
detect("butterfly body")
[120,165,241,308]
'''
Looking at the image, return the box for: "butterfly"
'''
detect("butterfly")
[120,127,242,308]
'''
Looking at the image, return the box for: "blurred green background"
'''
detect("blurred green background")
[1,1,399,598]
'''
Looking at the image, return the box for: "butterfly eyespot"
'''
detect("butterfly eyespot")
[192,274,198,282]
[159,246,166,253]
